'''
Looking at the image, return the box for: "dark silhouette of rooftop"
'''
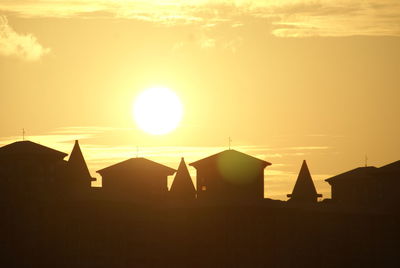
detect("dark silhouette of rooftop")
[0,140,69,203]
[325,160,400,206]
[379,160,400,172]
[325,166,378,183]
[62,140,95,200]
[0,138,399,267]
[68,140,92,181]
[326,161,400,184]
[287,160,322,203]
[169,157,196,200]
[190,149,271,168]
[97,157,176,202]
[190,149,271,203]
[0,140,67,159]
[97,157,176,175]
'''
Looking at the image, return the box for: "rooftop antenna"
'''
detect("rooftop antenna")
[228,136,232,150]
[365,154,368,167]
[22,128,25,141]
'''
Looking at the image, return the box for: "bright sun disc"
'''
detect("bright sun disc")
[133,87,183,135]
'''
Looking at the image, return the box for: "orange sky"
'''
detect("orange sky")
[1,1,399,200]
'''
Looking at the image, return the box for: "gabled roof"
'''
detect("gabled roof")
[325,166,378,183]
[0,140,67,159]
[189,149,271,169]
[97,157,176,176]
[68,140,92,179]
[288,160,321,199]
[379,160,400,172]
[170,158,196,194]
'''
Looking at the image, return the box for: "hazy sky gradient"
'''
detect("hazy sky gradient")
[1,1,399,200]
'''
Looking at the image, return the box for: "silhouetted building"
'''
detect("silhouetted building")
[190,149,271,203]
[287,160,322,203]
[65,140,95,199]
[0,140,97,204]
[169,157,196,201]
[68,140,94,185]
[377,160,400,206]
[97,157,176,203]
[325,160,400,207]
[0,140,68,202]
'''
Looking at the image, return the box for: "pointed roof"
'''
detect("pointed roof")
[68,140,92,179]
[170,158,196,194]
[288,160,321,199]
[189,149,271,169]
[0,140,67,159]
[97,157,176,176]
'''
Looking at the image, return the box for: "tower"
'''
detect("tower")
[287,160,322,203]
[170,158,196,201]
[68,140,94,188]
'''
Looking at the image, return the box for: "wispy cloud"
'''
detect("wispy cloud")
[269,0,400,37]
[0,126,127,156]
[0,1,399,37]
[48,126,129,135]
[0,15,50,60]
[282,146,331,151]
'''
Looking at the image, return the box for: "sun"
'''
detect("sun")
[133,87,183,135]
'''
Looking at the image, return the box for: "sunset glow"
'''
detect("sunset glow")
[0,0,399,200]
[1,2,399,265]
[133,87,183,135]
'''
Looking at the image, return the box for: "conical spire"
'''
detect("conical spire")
[287,160,322,203]
[170,158,196,200]
[68,140,91,180]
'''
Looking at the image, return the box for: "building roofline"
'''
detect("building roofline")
[325,166,378,183]
[189,149,271,168]
[97,157,176,175]
[0,140,68,158]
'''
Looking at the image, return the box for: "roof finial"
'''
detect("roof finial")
[22,128,25,141]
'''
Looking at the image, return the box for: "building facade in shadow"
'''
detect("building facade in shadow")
[0,140,68,204]
[0,140,95,204]
[1,139,399,267]
[97,157,176,203]
[190,149,271,204]
[325,160,400,207]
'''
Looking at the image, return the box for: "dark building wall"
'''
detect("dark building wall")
[327,162,400,207]
[0,156,68,202]
[100,170,169,202]
[195,164,264,202]
[330,179,384,206]
[381,178,400,205]
[3,203,398,268]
